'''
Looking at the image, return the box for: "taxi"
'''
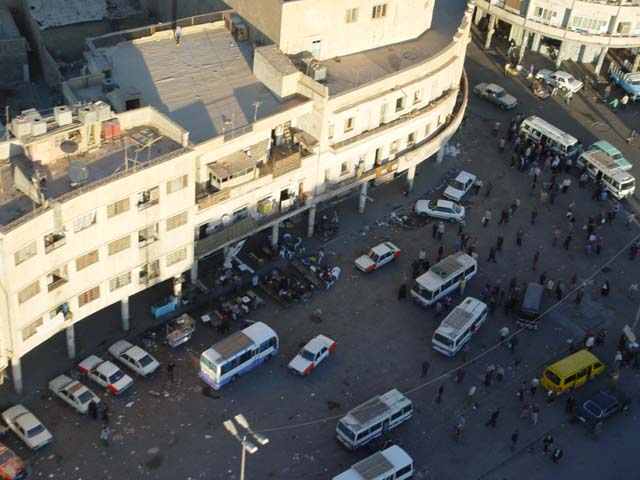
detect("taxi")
[49,374,100,414]
[288,335,336,376]
[0,441,26,480]
[77,355,134,395]
[354,242,401,272]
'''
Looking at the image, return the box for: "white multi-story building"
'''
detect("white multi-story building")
[474,0,640,75]
[0,0,472,393]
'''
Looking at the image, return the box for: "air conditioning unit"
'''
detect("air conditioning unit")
[78,105,97,125]
[30,116,47,136]
[308,62,327,82]
[54,106,73,126]
[94,101,111,121]
[21,108,39,119]
[11,116,31,138]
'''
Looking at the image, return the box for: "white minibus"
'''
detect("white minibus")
[519,115,581,158]
[333,445,414,480]
[198,322,278,390]
[336,389,413,450]
[432,297,487,357]
[577,149,635,199]
[411,252,477,307]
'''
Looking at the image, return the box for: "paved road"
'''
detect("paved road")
[2,30,640,480]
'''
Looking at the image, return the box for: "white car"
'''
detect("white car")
[77,355,134,395]
[108,340,160,377]
[1,405,53,450]
[288,335,336,376]
[443,171,476,202]
[415,199,465,222]
[354,242,401,272]
[535,69,583,93]
[49,374,100,414]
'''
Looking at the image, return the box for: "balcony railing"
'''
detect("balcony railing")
[47,278,68,292]
[44,234,66,254]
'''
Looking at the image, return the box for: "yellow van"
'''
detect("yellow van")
[540,349,605,395]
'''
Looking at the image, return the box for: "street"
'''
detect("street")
[2,31,640,480]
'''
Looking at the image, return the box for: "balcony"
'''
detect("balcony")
[44,233,66,254]
[197,188,232,211]
[47,277,68,293]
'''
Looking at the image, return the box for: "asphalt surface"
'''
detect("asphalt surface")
[2,28,640,480]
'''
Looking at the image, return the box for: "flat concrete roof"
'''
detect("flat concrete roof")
[95,24,305,143]
[318,0,468,96]
[0,126,181,227]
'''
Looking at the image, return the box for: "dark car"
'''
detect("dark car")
[575,389,630,429]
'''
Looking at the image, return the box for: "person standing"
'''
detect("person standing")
[455,366,466,384]
[432,223,438,239]
[488,246,497,263]
[486,408,500,427]
[565,394,576,416]
[496,365,505,382]
[575,287,584,304]
[531,208,538,225]
[398,275,408,300]
[627,128,637,144]
[88,400,98,421]
[613,350,623,371]
[510,430,519,450]
[437,245,444,262]
[496,235,504,252]
[596,235,604,255]
[603,83,611,102]
[621,94,629,109]
[467,385,477,409]
[610,97,619,111]
[100,426,110,447]
[552,447,563,464]
[459,277,467,296]
[563,234,572,250]
[499,325,510,343]
[436,384,444,403]
[531,404,540,425]
[546,389,555,405]
[167,361,176,383]
[516,229,524,247]
[421,359,431,378]
[175,25,182,45]
[437,222,445,241]
[530,377,540,396]
[483,209,492,227]
[543,433,554,455]
[516,382,525,402]
[101,404,110,426]
[532,250,540,270]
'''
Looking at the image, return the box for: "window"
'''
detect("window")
[390,139,400,154]
[76,249,99,271]
[407,132,416,145]
[372,4,387,19]
[166,247,187,267]
[78,286,100,307]
[18,280,40,304]
[47,265,69,292]
[108,235,131,255]
[14,241,36,265]
[340,161,349,175]
[344,117,355,132]
[139,260,160,284]
[110,272,131,292]
[395,96,406,112]
[21,317,43,342]
[166,212,188,231]
[374,147,382,164]
[425,123,431,137]
[533,7,556,22]
[72,210,96,233]
[107,197,130,218]
[413,89,422,105]
[138,224,159,246]
[345,7,358,23]
[396,465,412,476]
[617,22,631,35]
[167,175,188,194]
[137,186,160,210]
[328,124,335,140]
[571,16,607,33]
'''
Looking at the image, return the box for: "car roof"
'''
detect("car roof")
[371,243,395,255]
[305,335,332,354]
[109,339,133,356]
[14,411,40,430]
[547,349,601,377]
[485,83,504,91]
[589,391,618,409]
[96,360,120,376]
[436,199,456,208]
[455,171,476,182]
[554,70,572,78]
[125,345,149,360]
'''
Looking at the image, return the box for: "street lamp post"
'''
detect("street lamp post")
[223,414,269,480]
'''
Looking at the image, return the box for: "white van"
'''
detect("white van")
[333,445,413,480]
[432,297,488,357]
[411,252,477,307]
[577,149,635,199]
[519,116,581,158]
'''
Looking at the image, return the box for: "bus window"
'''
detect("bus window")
[397,465,412,476]
[401,405,412,415]
[239,350,252,363]
[464,265,475,276]
[544,370,560,385]
[564,374,577,385]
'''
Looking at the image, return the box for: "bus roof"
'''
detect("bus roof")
[341,389,410,431]
[203,322,275,363]
[415,252,475,286]
[437,297,485,337]
[334,446,412,480]
[547,349,601,377]
[582,149,621,171]
[522,115,578,146]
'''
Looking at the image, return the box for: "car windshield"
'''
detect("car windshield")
[450,179,465,190]
[566,75,576,83]
[494,90,505,98]
[368,251,379,261]
[544,369,561,385]
[428,200,438,209]
[138,354,154,367]
[629,79,640,86]
[622,180,635,190]
[300,350,315,361]
[433,333,454,347]
[27,424,46,437]
[108,370,125,384]
[583,400,603,418]
[453,205,462,213]
[337,421,356,440]
[78,390,94,404]
[0,448,15,463]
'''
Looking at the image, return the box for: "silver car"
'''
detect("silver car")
[473,82,518,109]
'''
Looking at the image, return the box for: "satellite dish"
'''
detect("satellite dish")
[69,163,89,187]
[60,140,79,154]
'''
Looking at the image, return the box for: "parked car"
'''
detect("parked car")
[1,405,52,450]
[575,389,630,430]
[108,340,160,376]
[48,374,100,414]
[354,242,401,272]
[415,199,465,222]
[535,69,583,93]
[473,82,518,109]
[288,335,336,376]
[443,171,476,202]
[77,355,134,395]
[0,441,26,480]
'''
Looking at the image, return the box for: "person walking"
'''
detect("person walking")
[575,287,584,304]
[563,234,572,250]
[496,365,505,383]
[552,447,563,464]
[543,434,554,455]
[488,246,497,263]
[467,385,477,408]
[565,394,576,415]
[483,209,492,227]
[510,430,519,450]
[552,227,561,247]
[459,277,466,296]
[398,275,408,300]
[486,408,500,427]
[496,235,504,252]
[546,389,555,405]
[596,235,604,255]
[492,121,501,135]
[627,128,637,144]
[539,271,547,286]
[174,25,182,45]
[455,366,466,384]
[432,223,438,239]
[437,222,445,241]
[100,426,110,447]
[436,384,445,403]
[437,245,444,262]
[530,377,540,396]
[621,94,629,109]
[516,229,523,247]
[516,382,525,402]
[530,208,538,225]
[167,361,176,383]
[531,404,540,425]
[532,250,540,270]
[101,404,110,426]
[421,359,431,378]
[88,400,98,421]
[585,335,595,351]
[610,97,619,111]
[613,350,623,371]
[603,83,612,102]
[499,325,510,343]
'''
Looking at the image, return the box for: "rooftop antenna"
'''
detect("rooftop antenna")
[252,101,262,122]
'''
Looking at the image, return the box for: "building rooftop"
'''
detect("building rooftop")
[0,2,21,40]
[0,125,182,227]
[318,0,468,95]
[26,0,142,29]
[90,24,307,143]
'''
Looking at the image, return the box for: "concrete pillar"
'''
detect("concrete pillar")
[473,6,484,26]
[632,53,640,73]
[121,297,130,332]
[484,15,495,50]
[11,358,22,395]
[436,143,447,164]
[531,33,541,53]
[358,182,368,214]
[555,41,567,69]
[406,164,416,192]
[307,205,316,238]
[519,31,528,64]
[594,46,609,78]
[65,325,76,359]
[190,260,198,283]
[271,223,279,249]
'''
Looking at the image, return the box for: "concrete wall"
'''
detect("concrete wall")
[223,0,283,45]
[145,0,229,22]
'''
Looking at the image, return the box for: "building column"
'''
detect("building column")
[594,46,609,78]
[271,223,279,249]
[555,41,567,69]
[436,143,447,164]
[190,260,198,283]
[484,15,496,50]
[531,32,541,53]
[406,164,416,192]
[473,6,484,26]
[519,31,528,64]
[632,53,640,73]
[121,297,130,332]
[11,358,22,395]
[65,324,76,359]
[358,182,368,214]
[307,205,316,238]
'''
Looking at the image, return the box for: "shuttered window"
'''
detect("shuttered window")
[76,249,99,271]
[167,175,188,194]
[166,247,187,267]
[107,198,130,218]
[78,286,100,307]
[14,241,36,265]
[166,212,188,231]
[110,272,132,292]
[18,280,40,304]
[108,235,131,255]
